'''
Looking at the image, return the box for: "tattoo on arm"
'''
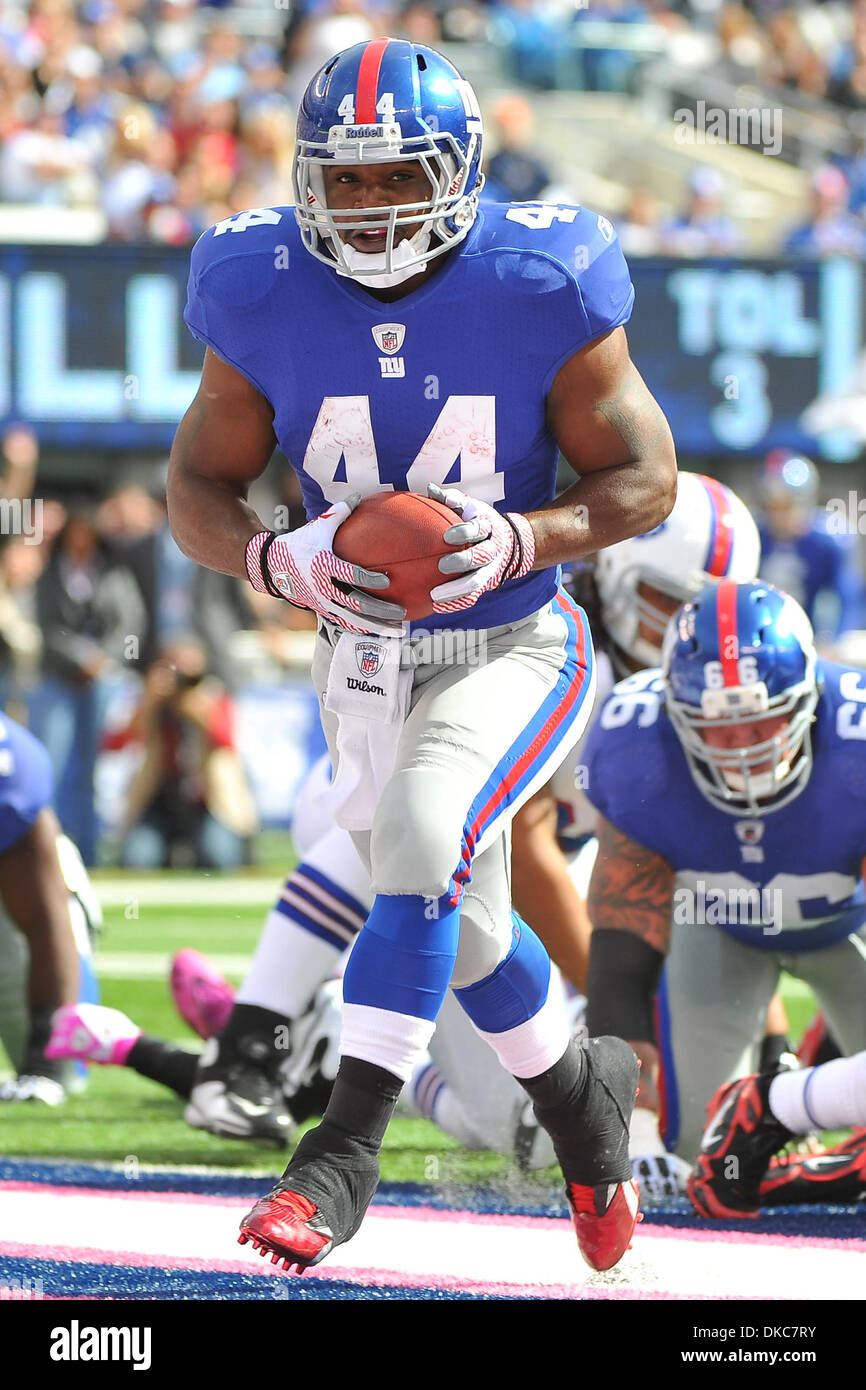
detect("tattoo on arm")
[587,816,673,953]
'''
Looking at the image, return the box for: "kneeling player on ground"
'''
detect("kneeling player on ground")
[583,579,866,1171]
[0,714,100,1103]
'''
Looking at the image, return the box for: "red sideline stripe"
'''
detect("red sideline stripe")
[716,579,740,686]
[457,594,587,883]
[702,475,735,577]
[355,37,390,124]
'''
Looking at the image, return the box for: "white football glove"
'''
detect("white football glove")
[629,1106,692,1202]
[245,496,405,637]
[427,483,536,614]
[632,1152,693,1202]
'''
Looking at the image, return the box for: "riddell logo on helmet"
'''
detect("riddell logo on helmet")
[448,171,464,196]
[346,125,384,139]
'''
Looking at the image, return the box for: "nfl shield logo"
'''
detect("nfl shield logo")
[371,322,406,356]
[735,820,764,845]
[356,642,384,676]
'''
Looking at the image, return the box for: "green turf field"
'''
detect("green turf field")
[0,874,825,1186]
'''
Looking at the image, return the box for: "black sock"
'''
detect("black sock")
[219,1002,292,1064]
[127,1036,199,1099]
[22,1006,67,1082]
[759,1033,793,1073]
[276,1057,402,1242]
[518,1036,637,1187]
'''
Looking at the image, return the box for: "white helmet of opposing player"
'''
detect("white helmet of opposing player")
[595,472,760,671]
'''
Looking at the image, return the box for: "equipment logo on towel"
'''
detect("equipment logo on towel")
[356,642,385,677]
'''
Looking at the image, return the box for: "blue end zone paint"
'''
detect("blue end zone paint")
[1,1160,864,1236]
[0,1256,517,1301]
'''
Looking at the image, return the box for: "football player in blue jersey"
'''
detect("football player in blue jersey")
[0,712,100,1103]
[757,450,863,645]
[583,579,866,1178]
[166,38,677,1272]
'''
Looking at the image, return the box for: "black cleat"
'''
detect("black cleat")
[185,1010,294,1145]
[688,1072,793,1218]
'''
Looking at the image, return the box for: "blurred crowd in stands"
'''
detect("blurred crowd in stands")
[0,423,315,868]
[1,0,866,253]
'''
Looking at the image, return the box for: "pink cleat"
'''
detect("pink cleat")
[45,1003,142,1067]
[170,949,235,1040]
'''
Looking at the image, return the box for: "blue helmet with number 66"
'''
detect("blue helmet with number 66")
[661,580,819,815]
[293,38,484,282]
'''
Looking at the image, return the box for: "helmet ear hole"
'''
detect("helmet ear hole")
[416,54,427,70]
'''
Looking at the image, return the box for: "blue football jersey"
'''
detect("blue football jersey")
[184,201,634,630]
[758,518,863,639]
[582,661,866,951]
[0,714,53,856]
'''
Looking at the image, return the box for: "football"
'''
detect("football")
[332,492,468,622]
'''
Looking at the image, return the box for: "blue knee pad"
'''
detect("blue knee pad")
[342,893,460,1022]
[454,914,550,1033]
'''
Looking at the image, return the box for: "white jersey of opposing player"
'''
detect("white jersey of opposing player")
[550,648,615,849]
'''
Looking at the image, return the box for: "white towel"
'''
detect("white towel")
[321,631,412,832]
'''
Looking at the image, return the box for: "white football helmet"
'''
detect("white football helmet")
[595,472,760,671]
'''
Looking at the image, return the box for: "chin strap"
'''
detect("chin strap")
[335,229,432,288]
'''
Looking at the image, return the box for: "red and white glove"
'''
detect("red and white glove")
[245,497,405,637]
[427,483,536,615]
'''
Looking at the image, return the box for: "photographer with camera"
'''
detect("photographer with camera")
[107,636,256,870]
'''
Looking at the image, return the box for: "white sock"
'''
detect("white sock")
[403,1058,483,1148]
[341,1003,435,1084]
[769,1050,866,1133]
[472,988,571,1079]
[236,909,345,1019]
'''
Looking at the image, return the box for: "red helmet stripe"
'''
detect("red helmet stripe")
[701,475,735,577]
[716,579,740,686]
[355,37,391,124]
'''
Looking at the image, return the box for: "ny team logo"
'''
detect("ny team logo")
[356,642,385,677]
[372,323,406,379]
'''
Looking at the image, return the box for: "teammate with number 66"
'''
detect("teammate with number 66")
[582,579,866,1208]
[167,37,677,1274]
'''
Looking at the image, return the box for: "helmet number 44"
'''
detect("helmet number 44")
[337,92,396,124]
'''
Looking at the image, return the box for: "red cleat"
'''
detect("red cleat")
[238,1188,334,1272]
[760,1128,866,1207]
[567,1179,642,1271]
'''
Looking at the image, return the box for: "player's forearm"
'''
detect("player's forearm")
[525,460,674,569]
[511,825,590,993]
[167,455,264,580]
